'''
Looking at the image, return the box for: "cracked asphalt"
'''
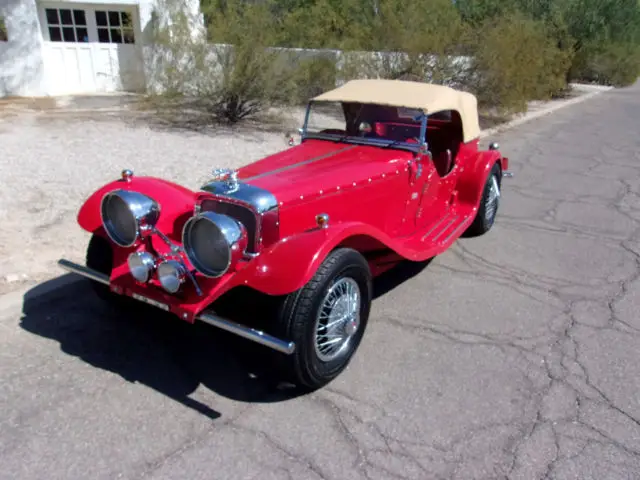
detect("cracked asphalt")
[2,82,640,480]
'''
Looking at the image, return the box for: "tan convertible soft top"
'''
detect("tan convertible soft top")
[312,79,481,143]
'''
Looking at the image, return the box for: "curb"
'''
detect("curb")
[479,88,611,139]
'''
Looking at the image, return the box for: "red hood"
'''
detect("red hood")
[237,139,412,205]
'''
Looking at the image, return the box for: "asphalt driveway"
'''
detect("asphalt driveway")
[1,82,640,479]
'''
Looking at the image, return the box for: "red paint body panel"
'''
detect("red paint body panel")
[74,123,506,320]
[78,176,196,241]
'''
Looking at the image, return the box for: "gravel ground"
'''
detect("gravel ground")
[0,112,291,293]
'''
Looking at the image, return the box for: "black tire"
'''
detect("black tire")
[85,234,133,309]
[275,248,373,390]
[465,162,502,237]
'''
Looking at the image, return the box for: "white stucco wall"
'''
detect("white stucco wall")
[0,0,204,97]
[0,0,46,96]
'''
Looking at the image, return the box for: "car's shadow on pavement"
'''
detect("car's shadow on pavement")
[19,258,433,418]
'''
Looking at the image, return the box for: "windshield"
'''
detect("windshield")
[303,101,426,149]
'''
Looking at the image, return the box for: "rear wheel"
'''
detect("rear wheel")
[274,248,373,391]
[465,162,501,236]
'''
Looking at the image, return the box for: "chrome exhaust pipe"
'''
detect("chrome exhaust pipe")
[57,258,296,355]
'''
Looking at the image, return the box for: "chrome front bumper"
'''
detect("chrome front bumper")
[57,258,296,355]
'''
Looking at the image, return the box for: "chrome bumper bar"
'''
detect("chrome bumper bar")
[57,259,296,355]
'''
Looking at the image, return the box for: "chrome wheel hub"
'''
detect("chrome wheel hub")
[314,277,361,362]
[485,174,500,223]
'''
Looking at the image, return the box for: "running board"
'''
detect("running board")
[57,259,296,355]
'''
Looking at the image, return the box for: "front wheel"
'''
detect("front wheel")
[275,248,373,390]
[465,162,502,237]
[85,234,134,310]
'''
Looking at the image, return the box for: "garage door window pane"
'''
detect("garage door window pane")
[123,29,134,44]
[48,26,62,42]
[73,10,86,26]
[96,11,107,26]
[60,9,73,25]
[45,8,58,25]
[110,28,121,43]
[97,27,110,43]
[62,26,75,42]
[76,27,88,42]
[108,11,120,26]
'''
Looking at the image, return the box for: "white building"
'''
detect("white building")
[0,0,202,97]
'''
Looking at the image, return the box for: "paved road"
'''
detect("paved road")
[2,83,640,480]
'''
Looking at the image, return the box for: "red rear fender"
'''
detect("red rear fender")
[77,176,197,240]
[456,151,503,207]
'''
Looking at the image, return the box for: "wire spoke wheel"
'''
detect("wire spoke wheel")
[314,277,361,362]
[484,174,500,224]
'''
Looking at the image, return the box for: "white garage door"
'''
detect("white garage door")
[38,3,145,95]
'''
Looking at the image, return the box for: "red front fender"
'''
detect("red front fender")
[235,222,386,296]
[77,176,197,240]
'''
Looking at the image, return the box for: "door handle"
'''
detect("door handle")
[409,160,423,183]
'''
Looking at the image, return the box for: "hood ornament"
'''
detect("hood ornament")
[211,168,239,192]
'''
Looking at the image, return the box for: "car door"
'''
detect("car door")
[399,148,441,235]
[415,148,459,230]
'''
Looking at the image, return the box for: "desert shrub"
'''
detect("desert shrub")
[338,0,474,88]
[468,12,572,114]
[290,54,339,103]
[570,42,640,87]
[146,0,298,123]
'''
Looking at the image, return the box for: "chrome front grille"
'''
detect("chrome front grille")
[199,199,258,253]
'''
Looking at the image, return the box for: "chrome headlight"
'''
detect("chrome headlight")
[182,211,247,278]
[128,252,155,283]
[157,260,186,293]
[100,190,160,247]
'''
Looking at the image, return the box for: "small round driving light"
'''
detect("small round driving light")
[157,260,186,294]
[128,252,155,283]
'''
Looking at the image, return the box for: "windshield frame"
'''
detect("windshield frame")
[300,100,428,153]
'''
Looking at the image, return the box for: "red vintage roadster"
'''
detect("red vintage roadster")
[59,79,511,390]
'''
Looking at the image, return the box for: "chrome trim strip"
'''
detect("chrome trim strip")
[197,312,295,355]
[242,145,357,181]
[432,215,459,242]
[442,216,471,244]
[421,214,451,241]
[58,259,110,285]
[56,258,296,355]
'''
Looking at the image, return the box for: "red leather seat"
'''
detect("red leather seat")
[433,149,452,176]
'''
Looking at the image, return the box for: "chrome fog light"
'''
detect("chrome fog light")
[128,252,155,283]
[157,260,186,294]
